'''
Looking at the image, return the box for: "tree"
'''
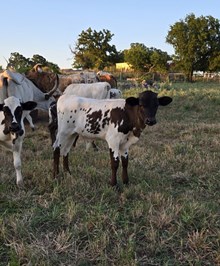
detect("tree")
[7,52,31,73]
[149,48,171,73]
[124,43,170,73]
[6,53,60,73]
[31,54,60,73]
[166,13,220,81]
[71,28,121,70]
[31,54,47,66]
[124,43,150,72]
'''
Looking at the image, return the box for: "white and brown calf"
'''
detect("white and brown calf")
[0,96,37,186]
[53,90,172,187]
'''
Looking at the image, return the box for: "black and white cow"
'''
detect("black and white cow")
[0,96,37,186]
[52,90,172,187]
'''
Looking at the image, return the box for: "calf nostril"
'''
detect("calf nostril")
[10,123,20,132]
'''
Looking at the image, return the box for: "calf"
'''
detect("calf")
[53,90,172,187]
[0,96,37,186]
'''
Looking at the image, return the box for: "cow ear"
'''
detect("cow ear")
[126,97,139,106]
[21,101,37,110]
[158,96,172,106]
[0,104,4,111]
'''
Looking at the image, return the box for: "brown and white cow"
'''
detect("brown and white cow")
[53,90,172,187]
[0,96,37,186]
[26,64,99,97]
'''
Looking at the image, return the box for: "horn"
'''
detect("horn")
[33,63,43,72]
[45,74,59,100]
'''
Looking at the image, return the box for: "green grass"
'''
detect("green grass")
[0,82,220,265]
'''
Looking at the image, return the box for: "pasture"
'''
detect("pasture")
[0,82,220,265]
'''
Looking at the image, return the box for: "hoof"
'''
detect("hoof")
[17,180,24,189]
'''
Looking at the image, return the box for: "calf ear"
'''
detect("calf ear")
[0,104,4,111]
[21,101,37,111]
[158,96,172,106]
[126,97,139,106]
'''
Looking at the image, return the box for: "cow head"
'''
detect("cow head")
[0,96,37,139]
[126,90,172,126]
[26,66,59,99]
[109,88,122,99]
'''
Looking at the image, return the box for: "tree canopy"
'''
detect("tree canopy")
[166,13,220,81]
[71,28,122,70]
[6,53,60,73]
[124,43,170,73]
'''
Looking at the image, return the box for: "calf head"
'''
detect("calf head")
[126,90,172,126]
[0,96,37,138]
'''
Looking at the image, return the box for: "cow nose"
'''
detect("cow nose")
[145,118,156,126]
[10,122,21,132]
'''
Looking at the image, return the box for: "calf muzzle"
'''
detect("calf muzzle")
[9,122,23,134]
[145,118,156,126]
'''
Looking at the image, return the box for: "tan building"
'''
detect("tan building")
[116,62,132,71]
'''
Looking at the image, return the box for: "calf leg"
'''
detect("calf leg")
[25,113,35,131]
[109,149,119,186]
[121,155,129,184]
[63,154,71,174]
[13,144,23,186]
[53,147,60,178]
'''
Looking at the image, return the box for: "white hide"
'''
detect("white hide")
[53,95,139,160]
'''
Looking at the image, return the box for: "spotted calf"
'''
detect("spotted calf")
[53,90,172,187]
[0,96,37,186]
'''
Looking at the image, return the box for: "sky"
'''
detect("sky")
[1,0,220,69]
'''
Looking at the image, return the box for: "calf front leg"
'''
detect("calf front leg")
[53,147,60,178]
[121,154,129,184]
[109,149,119,186]
[13,147,23,187]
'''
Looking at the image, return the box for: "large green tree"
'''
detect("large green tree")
[124,43,150,72]
[166,13,220,81]
[124,43,170,73]
[72,28,121,70]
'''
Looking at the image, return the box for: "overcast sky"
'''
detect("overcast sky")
[1,0,219,69]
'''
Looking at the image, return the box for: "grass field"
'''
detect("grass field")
[0,82,220,265]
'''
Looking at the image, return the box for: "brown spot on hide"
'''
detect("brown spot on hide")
[86,110,102,134]
[110,107,132,134]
